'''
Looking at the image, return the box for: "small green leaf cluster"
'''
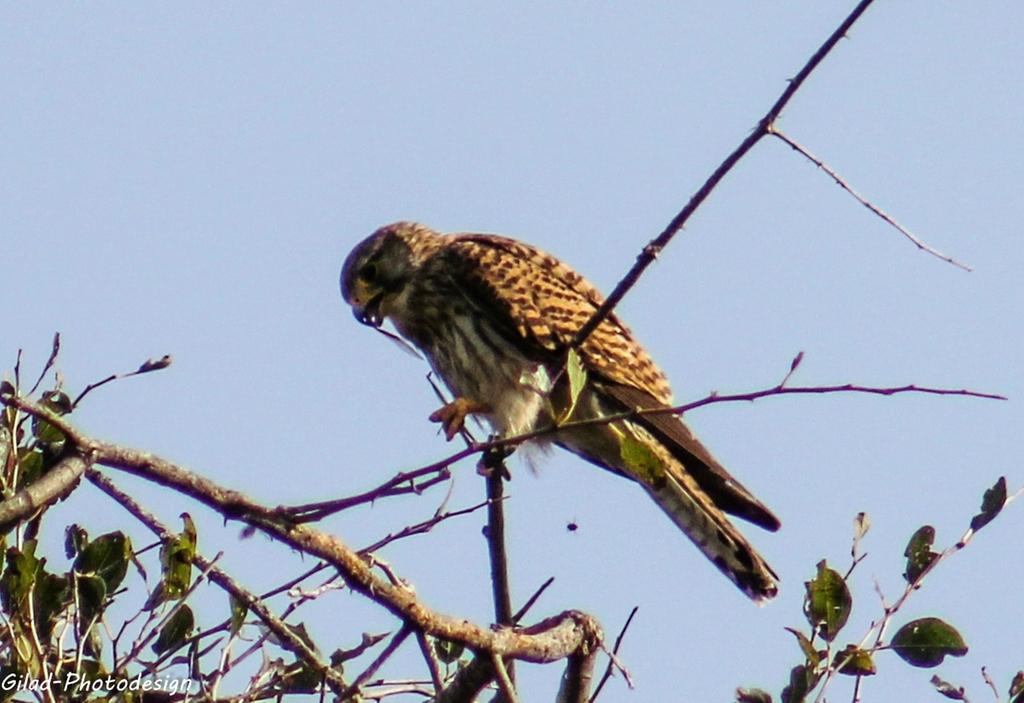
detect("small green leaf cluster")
[0,384,203,698]
[737,477,1018,703]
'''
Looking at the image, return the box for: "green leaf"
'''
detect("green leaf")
[229,593,248,636]
[433,637,464,664]
[803,560,851,642]
[278,660,321,693]
[890,617,968,668]
[561,348,588,423]
[836,645,876,676]
[16,449,44,490]
[75,574,108,635]
[34,570,70,639]
[160,514,197,600]
[1009,670,1024,703]
[41,390,72,415]
[903,526,939,584]
[780,663,819,703]
[970,477,1007,532]
[1,541,40,611]
[0,426,11,484]
[930,675,967,700]
[619,436,663,484]
[784,627,820,669]
[736,689,773,703]
[64,524,88,559]
[31,390,72,452]
[151,604,194,655]
[74,531,131,593]
[34,568,70,634]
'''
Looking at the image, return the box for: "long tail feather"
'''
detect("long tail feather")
[647,468,778,602]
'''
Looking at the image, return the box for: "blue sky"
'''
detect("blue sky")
[3,3,1021,701]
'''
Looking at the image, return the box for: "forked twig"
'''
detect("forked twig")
[589,606,639,702]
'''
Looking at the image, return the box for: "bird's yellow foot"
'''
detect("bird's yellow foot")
[429,397,489,440]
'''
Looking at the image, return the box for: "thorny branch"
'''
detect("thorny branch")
[382,368,1005,504]
[571,0,879,349]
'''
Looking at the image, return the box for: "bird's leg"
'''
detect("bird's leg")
[429,397,490,441]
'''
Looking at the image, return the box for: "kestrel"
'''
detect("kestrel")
[341,222,780,602]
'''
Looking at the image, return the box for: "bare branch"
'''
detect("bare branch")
[1,395,604,666]
[571,0,878,349]
[560,646,599,703]
[482,450,516,699]
[85,469,348,694]
[414,630,445,694]
[513,577,555,624]
[769,128,971,271]
[491,652,520,703]
[28,332,61,396]
[589,606,638,703]
[0,452,89,532]
[286,463,452,523]
[341,625,413,701]
[72,354,173,410]
[358,498,492,554]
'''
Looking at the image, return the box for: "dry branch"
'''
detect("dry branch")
[4,395,605,672]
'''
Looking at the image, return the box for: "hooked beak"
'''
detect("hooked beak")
[353,292,386,328]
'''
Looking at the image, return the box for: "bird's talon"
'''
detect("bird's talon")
[429,398,489,440]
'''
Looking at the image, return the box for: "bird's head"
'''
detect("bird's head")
[340,221,439,328]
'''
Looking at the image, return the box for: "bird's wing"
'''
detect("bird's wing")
[445,233,672,401]
[445,233,780,532]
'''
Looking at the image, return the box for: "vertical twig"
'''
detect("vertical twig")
[559,648,599,703]
[483,450,515,698]
[415,629,445,694]
[341,625,413,700]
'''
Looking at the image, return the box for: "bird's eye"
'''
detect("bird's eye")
[360,262,378,283]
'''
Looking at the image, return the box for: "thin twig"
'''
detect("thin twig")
[286,464,452,522]
[85,469,348,693]
[389,377,1006,489]
[512,577,555,624]
[358,498,492,554]
[571,0,879,350]
[769,128,971,271]
[814,480,1018,703]
[28,333,61,396]
[491,652,520,703]
[483,451,516,698]
[589,606,638,703]
[415,630,445,695]
[71,354,173,409]
[485,464,514,629]
[341,625,413,700]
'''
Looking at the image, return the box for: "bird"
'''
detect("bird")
[340,221,780,602]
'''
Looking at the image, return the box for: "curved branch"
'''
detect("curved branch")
[85,469,348,694]
[4,395,604,668]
